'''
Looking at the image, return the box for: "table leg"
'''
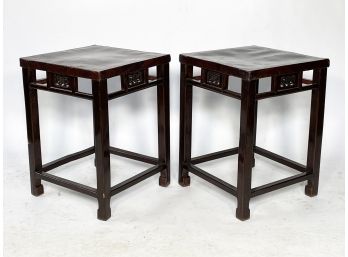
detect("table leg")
[305,68,327,196]
[92,79,111,220]
[157,63,171,186]
[236,79,258,220]
[22,68,44,196]
[178,64,193,186]
[252,82,259,168]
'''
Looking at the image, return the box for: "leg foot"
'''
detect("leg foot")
[236,207,250,221]
[31,184,44,196]
[305,183,318,197]
[97,207,111,221]
[159,173,170,187]
[179,174,190,187]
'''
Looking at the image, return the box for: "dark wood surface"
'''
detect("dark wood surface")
[20,45,170,80]
[92,79,111,220]
[22,68,44,196]
[178,64,193,187]
[305,68,327,196]
[157,64,171,186]
[236,79,258,220]
[180,46,329,80]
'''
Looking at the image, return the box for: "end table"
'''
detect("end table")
[20,45,171,220]
[178,45,329,220]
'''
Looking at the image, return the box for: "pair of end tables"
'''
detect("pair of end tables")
[20,45,329,221]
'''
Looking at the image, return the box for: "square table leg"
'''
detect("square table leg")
[157,63,171,186]
[305,68,327,196]
[22,68,44,196]
[92,79,111,220]
[178,64,193,186]
[252,83,259,168]
[236,79,258,220]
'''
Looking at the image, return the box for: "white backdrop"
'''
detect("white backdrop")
[3,0,345,257]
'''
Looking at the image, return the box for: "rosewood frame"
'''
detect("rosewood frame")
[178,63,327,221]
[22,63,170,221]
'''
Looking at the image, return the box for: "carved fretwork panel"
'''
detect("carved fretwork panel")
[201,69,228,89]
[121,69,148,90]
[206,71,222,86]
[54,74,70,88]
[128,71,144,87]
[272,73,301,92]
[280,75,296,88]
[47,72,77,91]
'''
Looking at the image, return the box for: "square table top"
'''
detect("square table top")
[20,45,170,80]
[180,46,329,80]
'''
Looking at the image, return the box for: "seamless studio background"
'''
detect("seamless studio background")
[3,0,345,257]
